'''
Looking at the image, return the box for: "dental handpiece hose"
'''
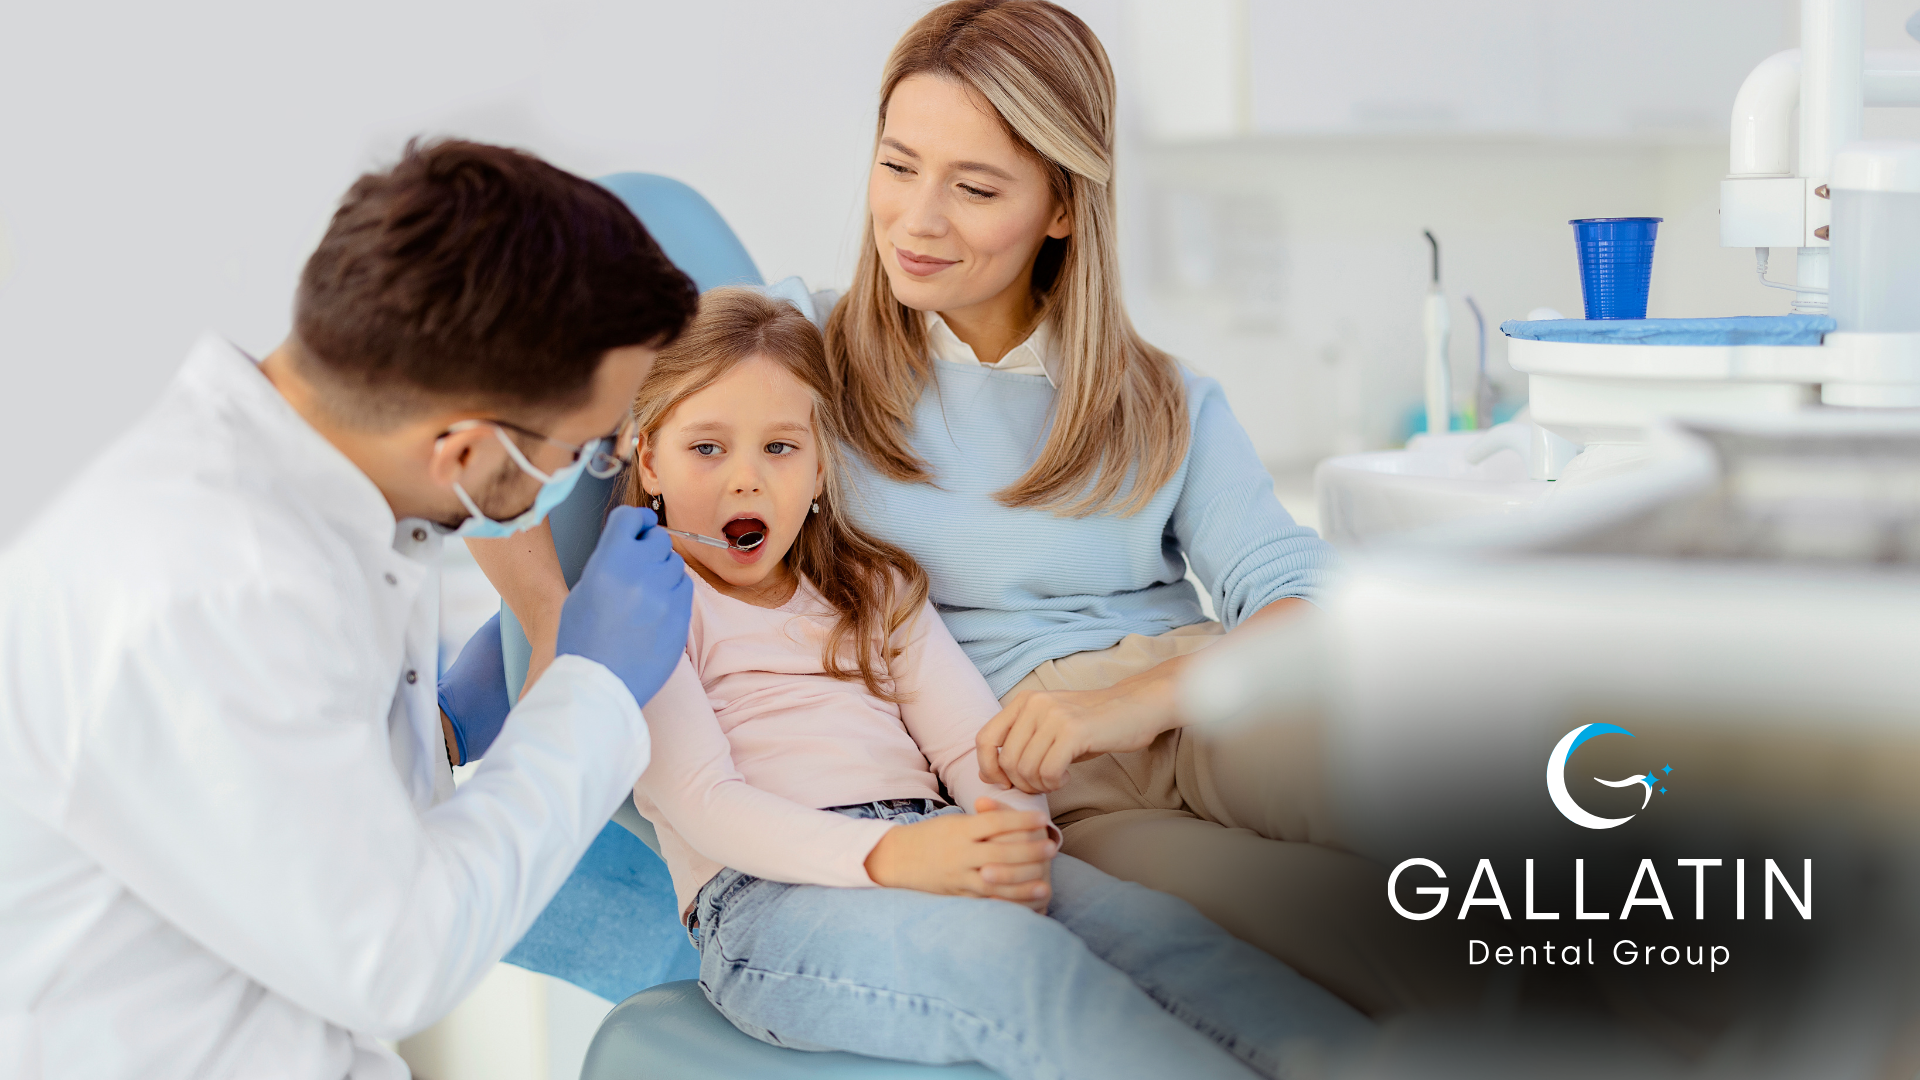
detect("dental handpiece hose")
[1423,230,1451,436]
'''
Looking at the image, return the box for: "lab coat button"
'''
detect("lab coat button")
[412,527,428,542]
[406,669,418,684]
[384,572,398,586]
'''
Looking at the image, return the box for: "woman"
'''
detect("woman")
[474,0,1460,1015]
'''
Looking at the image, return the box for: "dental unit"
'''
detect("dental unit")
[1510,0,1920,457]
[1318,0,1920,549]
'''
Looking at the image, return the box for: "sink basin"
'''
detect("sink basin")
[1314,431,1553,547]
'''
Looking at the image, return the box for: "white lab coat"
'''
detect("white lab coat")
[0,336,650,1079]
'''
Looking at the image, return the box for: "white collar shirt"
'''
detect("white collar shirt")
[0,335,648,1080]
[924,311,1061,385]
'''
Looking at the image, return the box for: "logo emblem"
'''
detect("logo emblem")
[1546,723,1671,830]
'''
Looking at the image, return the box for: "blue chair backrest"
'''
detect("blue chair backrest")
[499,173,764,701]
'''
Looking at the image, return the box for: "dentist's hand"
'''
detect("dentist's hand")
[437,612,511,764]
[555,506,692,708]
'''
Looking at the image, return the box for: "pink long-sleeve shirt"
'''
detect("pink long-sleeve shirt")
[634,569,1054,916]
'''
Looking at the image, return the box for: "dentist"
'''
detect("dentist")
[0,139,698,1079]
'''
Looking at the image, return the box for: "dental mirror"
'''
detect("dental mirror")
[663,526,766,552]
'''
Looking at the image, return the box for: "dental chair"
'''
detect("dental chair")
[497,174,1001,1079]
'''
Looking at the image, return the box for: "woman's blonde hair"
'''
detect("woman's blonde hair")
[626,288,930,701]
[826,0,1188,517]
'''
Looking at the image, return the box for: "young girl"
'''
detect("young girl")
[617,288,1369,1080]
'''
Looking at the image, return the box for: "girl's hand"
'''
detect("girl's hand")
[977,798,1054,914]
[863,798,1055,910]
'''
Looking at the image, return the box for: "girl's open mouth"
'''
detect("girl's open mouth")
[722,517,767,552]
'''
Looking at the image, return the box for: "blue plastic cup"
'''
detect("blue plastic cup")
[1570,217,1662,319]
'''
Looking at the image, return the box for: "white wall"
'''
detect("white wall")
[7,2,1920,540]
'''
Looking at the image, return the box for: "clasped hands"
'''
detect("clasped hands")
[866,680,1180,911]
[865,683,1176,913]
[863,798,1057,913]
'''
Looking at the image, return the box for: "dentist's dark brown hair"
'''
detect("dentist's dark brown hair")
[294,137,698,428]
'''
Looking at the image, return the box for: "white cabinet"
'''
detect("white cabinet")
[1248,0,1550,134]
[1525,0,1793,137]
[1127,0,1792,141]
[1126,0,1248,139]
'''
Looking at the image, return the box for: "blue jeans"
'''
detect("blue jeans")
[690,800,1371,1080]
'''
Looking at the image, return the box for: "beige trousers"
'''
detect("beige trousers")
[1002,623,1473,1017]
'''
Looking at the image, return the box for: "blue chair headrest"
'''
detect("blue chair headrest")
[499,173,763,702]
[597,173,764,293]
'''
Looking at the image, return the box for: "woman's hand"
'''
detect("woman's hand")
[977,599,1315,794]
[863,798,1055,912]
[976,679,1174,795]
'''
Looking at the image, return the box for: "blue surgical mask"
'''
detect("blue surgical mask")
[450,425,589,539]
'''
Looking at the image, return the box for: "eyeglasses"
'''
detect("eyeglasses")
[444,413,639,481]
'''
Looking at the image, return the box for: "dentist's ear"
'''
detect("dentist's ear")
[425,423,500,488]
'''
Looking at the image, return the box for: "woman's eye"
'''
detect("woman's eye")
[765,442,796,456]
[693,443,721,457]
[881,161,910,176]
[958,183,996,199]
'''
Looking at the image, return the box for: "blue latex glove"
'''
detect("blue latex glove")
[556,506,693,708]
[438,612,511,764]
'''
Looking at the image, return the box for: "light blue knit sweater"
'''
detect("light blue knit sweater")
[839,361,1336,697]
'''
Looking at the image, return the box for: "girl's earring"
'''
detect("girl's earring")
[651,495,662,511]
[811,499,820,515]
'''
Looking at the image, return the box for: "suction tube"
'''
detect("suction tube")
[1423,230,1451,436]
[1465,295,1492,429]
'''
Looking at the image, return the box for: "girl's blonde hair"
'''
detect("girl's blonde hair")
[627,288,930,701]
[826,0,1188,517]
